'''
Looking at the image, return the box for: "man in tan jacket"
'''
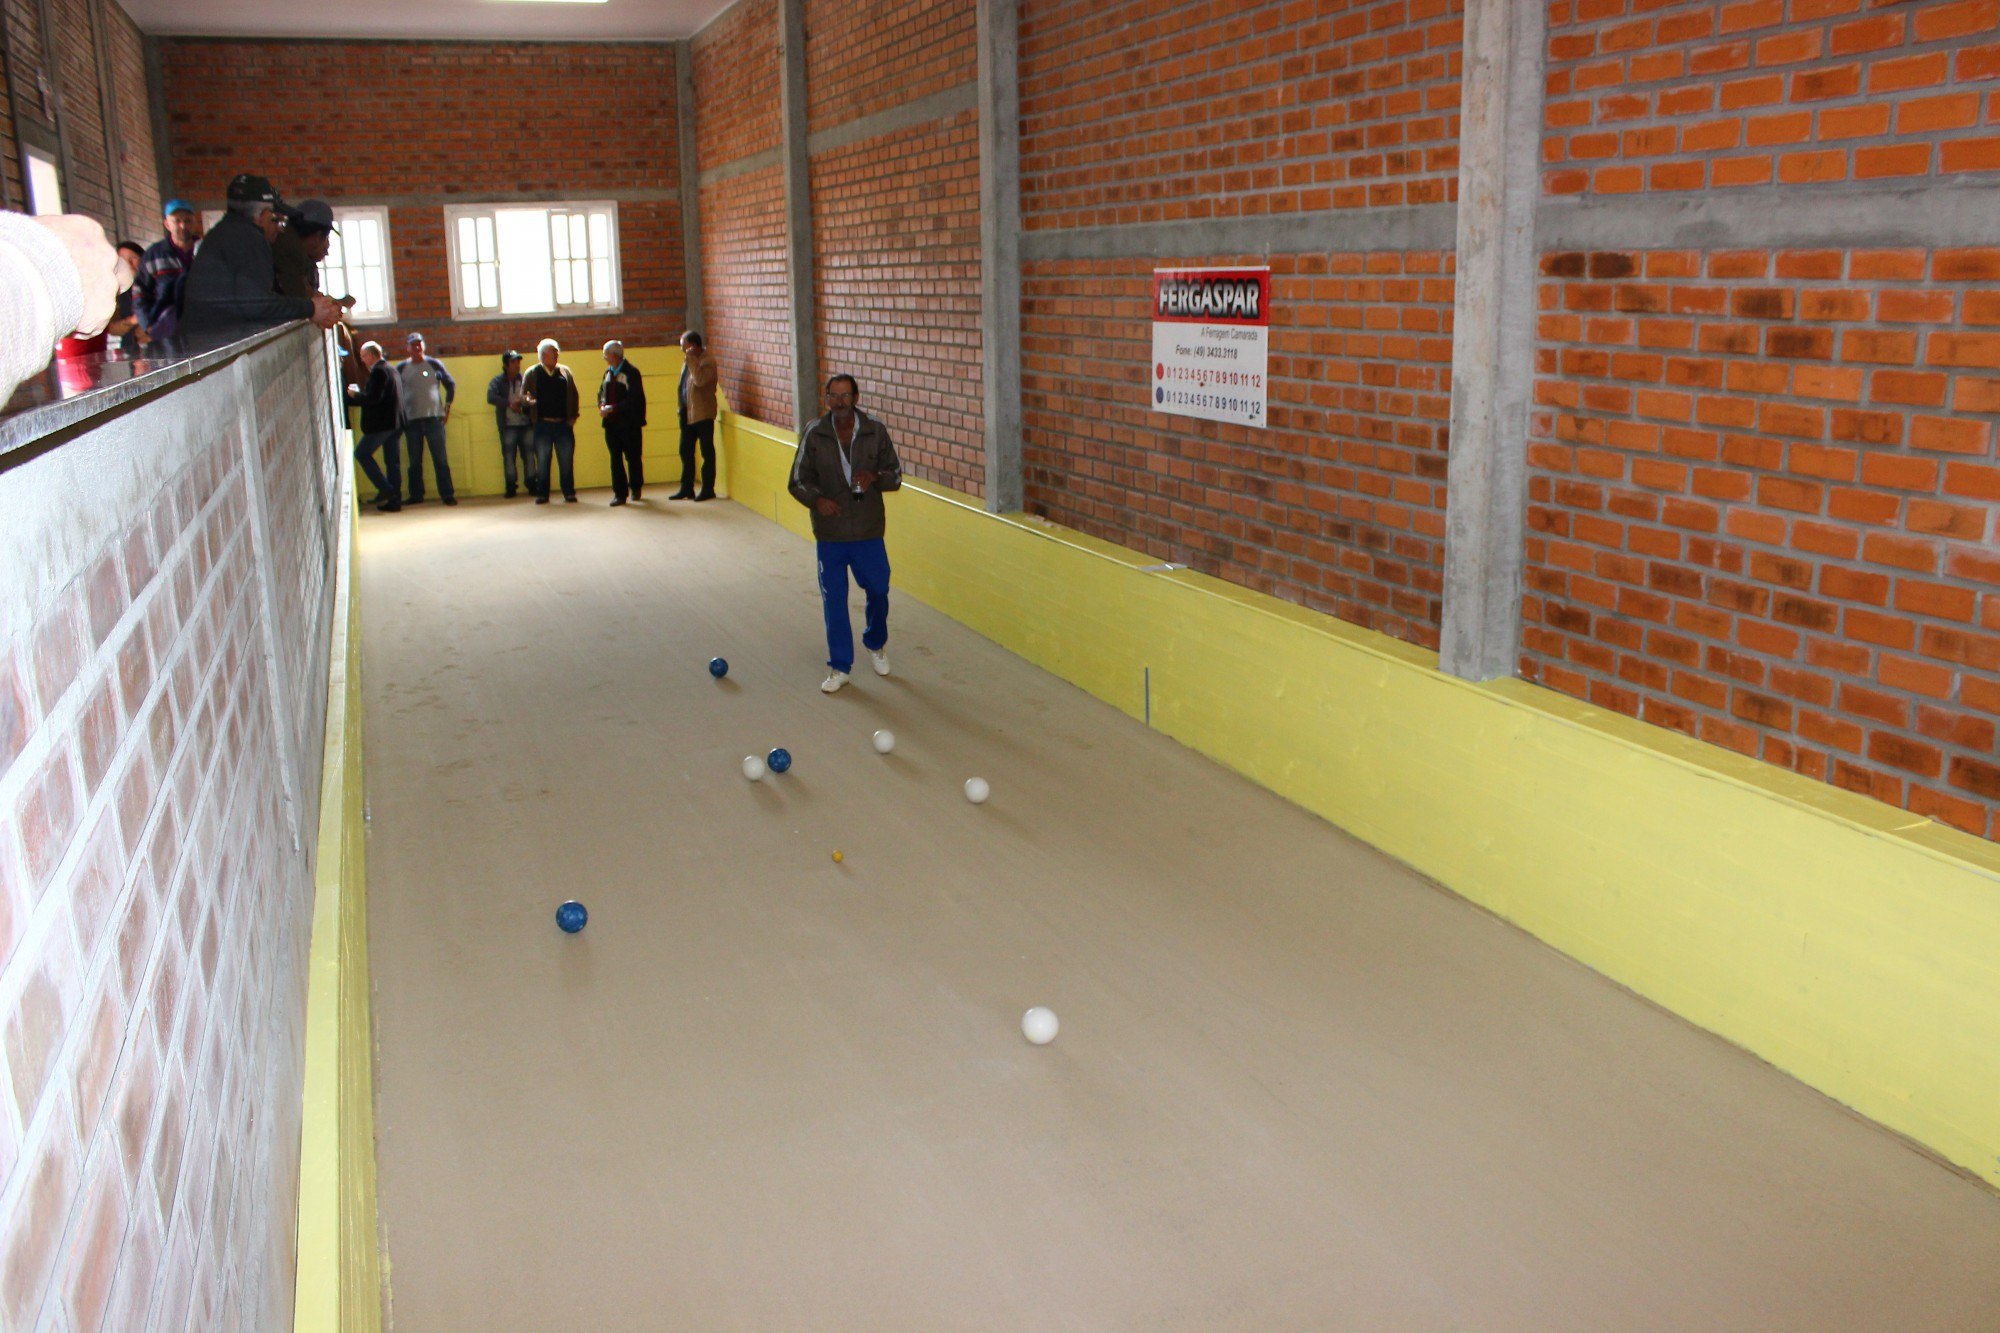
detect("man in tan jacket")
[674,329,720,500]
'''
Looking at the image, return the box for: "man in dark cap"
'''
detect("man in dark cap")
[486,350,534,499]
[180,173,340,338]
[275,199,355,311]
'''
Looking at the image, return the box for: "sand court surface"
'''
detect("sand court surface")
[359,492,2000,1331]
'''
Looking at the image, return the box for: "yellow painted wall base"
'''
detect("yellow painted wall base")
[348,346,728,500]
[722,411,2000,1191]
[294,468,385,1331]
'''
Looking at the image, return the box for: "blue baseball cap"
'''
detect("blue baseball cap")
[163,198,194,217]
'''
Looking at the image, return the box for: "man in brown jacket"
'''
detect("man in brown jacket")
[674,330,720,500]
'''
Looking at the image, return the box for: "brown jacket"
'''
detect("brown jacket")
[679,348,718,425]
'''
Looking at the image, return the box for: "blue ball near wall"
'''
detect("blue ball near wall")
[556,900,588,934]
[767,747,792,774]
[709,657,729,678]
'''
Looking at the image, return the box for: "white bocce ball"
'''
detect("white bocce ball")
[742,754,768,781]
[964,776,991,804]
[872,729,895,755]
[1022,1007,1059,1045]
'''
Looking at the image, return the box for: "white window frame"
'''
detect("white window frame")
[24,147,63,215]
[443,200,622,322]
[319,205,397,324]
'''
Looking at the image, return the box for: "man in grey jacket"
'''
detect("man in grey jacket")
[787,374,903,694]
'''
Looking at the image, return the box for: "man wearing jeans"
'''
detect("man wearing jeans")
[485,350,533,498]
[345,341,405,511]
[521,338,580,504]
[398,331,457,505]
[787,374,903,694]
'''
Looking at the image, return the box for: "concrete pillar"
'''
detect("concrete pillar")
[1439,0,1546,682]
[977,0,1023,513]
[778,0,820,428]
[675,39,704,337]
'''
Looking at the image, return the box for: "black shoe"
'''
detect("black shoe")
[564,494,578,503]
[442,496,458,506]
[632,488,643,500]
[610,496,628,506]
[377,500,402,513]
[505,487,517,498]
[405,495,426,506]
[669,489,694,500]
[694,491,716,502]
[535,495,550,505]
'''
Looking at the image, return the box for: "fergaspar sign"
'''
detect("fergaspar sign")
[1151,266,1270,429]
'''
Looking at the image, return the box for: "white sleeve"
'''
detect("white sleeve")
[0,211,86,406]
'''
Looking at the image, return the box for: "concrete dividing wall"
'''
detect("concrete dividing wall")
[0,325,344,1330]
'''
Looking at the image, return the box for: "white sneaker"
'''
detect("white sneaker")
[820,670,850,694]
[869,650,891,677]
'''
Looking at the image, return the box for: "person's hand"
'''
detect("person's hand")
[310,293,341,330]
[852,469,877,490]
[599,402,614,416]
[34,215,124,338]
[338,295,357,311]
[345,384,360,398]
[814,496,840,517]
[522,392,537,406]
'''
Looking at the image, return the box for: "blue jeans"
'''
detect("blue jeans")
[403,416,454,501]
[355,429,401,501]
[816,538,890,673]
[499,422,533,493]
[533,422,576,499]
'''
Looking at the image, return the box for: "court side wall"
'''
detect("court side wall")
[719,408,2000,1193]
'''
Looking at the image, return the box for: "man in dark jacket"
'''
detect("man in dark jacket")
[180,174,340,338]
[134,199,201,341]
[485,351,533,498]
[521,338,581,504]
[597,340,647,506]
[345,341,405,511]
[787,374,904,693]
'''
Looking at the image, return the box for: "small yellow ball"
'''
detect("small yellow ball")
[832,850,844,863]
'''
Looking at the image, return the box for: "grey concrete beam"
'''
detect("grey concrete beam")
[1019,205,1460,263]
[978,0,1022,512]
[778,0,819,428]
[809,82,979,157]
[1440,0,1545,683]
[144,35,175,203]
[1538,182,2000,253]
[675,39,703,336]
[696,146,782,191]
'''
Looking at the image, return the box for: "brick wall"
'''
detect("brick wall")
[0,329,340,1331]
[1526,1,2000,840]
[1544,0,2000,196]
[1023,252,1453,643]
[158,39,687,357]
[0,0,159,232]
[1020,0,1464,228]
[804,0,975,133]
[694,0,780,172]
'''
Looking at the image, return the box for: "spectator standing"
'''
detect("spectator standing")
[397,332,458,506]
[521,338,580,505]
[346,340,405,511]
[135,199,201,341]
[275,200,356,318]
[179,173,339,337]
[673,330,718,500]
[486,350,534,498]
[598,340,647,506]
[787,374,904,694]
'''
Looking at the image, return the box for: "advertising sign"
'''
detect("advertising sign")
[1150,266,1270,429]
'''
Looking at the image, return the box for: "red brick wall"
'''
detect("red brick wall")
[106,3,159,234]
[1020,0,1464,228]
[1545,0,2000,196]
[1023,252,1454,644]
[699,167,794,426]
[804,0,976,133]
[159,39,686,358]
[50,0,113,225]
[695,0,781,171]
[0,0,159,231]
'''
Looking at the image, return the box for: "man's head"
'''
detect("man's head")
[603,340,624,366]
[538,338,560,370]
[502,350,522,374]
[360,340,383,368]
[163,199,199,249]
[824,373,860,421]
[116,241,145,281]
[680,330,704,355]
[226,173,290,245]
[290,200,338,263]
[406,332,427,359]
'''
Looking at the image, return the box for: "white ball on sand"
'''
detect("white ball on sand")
[742,755,767,781]
[1022,1007,1059,1045]
[964,776,990,804]
[872,729,895,755]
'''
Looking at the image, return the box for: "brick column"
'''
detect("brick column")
[1440,0,1547,681]
[778,0,820,428]
[675,38,703,337]
[978,0,1023,513]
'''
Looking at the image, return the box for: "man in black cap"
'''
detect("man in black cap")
[486,350,534,499]
[275,199,354,310]
[180,173,341,338]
